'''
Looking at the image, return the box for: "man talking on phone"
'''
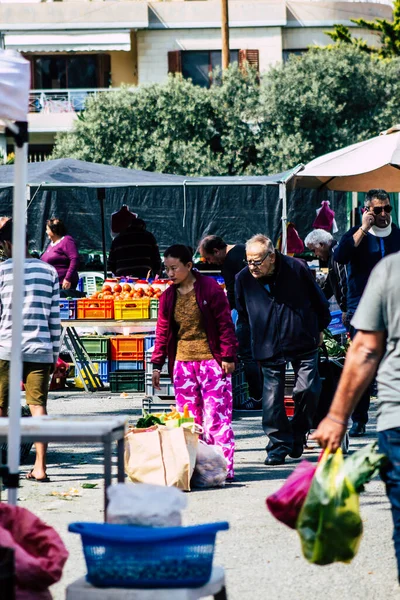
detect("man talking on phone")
[334,189,400,436]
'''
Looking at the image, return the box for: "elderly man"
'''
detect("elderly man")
[312,252,400,584]
[304,228,347,315]
[236,234,331,465]
[199,235,263,408]
[334,189,400,436]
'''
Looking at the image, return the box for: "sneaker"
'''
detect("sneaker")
[349,422,366,437]
[240,397,262,410]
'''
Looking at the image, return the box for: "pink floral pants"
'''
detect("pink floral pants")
[173,359,235,478]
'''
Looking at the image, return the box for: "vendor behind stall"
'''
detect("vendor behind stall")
[41,218,80,290]
[107,216,161,279]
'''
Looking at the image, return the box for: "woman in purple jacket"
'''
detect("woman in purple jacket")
[41,218,79,290]
[152,244,238,479]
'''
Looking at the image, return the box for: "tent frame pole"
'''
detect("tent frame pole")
[6,122,28,505]
[98,188,107,280]
[279,182,287,255]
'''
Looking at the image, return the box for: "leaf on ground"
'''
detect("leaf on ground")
[81,483,98,489]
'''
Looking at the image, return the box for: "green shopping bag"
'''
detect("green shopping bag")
[296,448,363,565]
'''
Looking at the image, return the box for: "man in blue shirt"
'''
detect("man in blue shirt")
[334,189,400,436]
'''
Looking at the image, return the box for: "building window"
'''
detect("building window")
[28,54,111,89]
[168,49,259,87]
[282,49,307,63]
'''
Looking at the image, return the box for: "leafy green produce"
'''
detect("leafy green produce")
[343,441,386,492]
[135,414,163,429]
[81,483,98,489]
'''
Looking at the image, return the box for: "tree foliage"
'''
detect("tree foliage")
[325,0,400,58]
[52,47,400,175]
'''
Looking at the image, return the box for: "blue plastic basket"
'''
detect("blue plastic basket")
[68,521,229,589]
[110,360,144,372]
[59,299,76,320]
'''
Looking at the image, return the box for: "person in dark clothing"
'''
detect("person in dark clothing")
[107,217,161,279]
[334,189,400,436]
[199,235,263,407]
[236,234,331,465]
[304,229,347,315]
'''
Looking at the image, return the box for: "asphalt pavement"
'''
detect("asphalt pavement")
[9,391,400,600]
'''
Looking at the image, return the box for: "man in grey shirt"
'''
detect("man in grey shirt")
[312,251,400,582]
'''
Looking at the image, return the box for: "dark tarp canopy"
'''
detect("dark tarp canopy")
[0,159,348,258]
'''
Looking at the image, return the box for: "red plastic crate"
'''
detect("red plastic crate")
[77,299,114,320]
[284,397,295,417]
[110,336,145,361]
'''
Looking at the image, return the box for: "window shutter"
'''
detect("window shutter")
[239,49,259,73]
[98,54,111,88]
[168,50,182,74]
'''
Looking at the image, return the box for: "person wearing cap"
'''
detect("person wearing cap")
[0,218,61,482]
[334,189,400,437]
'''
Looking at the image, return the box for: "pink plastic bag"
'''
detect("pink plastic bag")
[0,503,68,600]
[312,201,335,231]
[266,460,316,529]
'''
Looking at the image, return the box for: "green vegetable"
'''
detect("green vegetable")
[135,414,162,428]
[343,441,386,492]
[81,483,98,489]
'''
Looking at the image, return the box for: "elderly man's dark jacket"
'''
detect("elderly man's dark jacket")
[235,251,331,363]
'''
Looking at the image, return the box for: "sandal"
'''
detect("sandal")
[26,469,50,483]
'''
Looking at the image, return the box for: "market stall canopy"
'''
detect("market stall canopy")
[0,158,186,188]
[294,126,400,192]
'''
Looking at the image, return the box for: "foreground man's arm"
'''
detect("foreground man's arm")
[311,330,385,451]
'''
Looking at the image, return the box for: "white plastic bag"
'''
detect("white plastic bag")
[191,441,227,488]
[106,483,187,527]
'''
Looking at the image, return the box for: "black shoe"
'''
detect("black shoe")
[240,397,262,410]
[349,422,366,437]
[289,438,304,459]
[264,455,286,466]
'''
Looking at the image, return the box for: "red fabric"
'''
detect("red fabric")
[111,206,137,234]
[266,460,316,529]
[49,357,69,391]
[312,201,335,231]
[0,503,68,599]
[286,223,304,254]
[151,271,237,377]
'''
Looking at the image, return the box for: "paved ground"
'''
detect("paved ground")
[8,391,400,600]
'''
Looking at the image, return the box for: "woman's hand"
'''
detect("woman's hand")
[62,279,71,290]
[152,370,161,390]
[221,361,235,375]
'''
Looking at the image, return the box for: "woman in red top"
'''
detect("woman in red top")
[152,244,237,479]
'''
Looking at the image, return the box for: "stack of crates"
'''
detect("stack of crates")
[232,362,249,409]
[109,336,145,393]
[76,336,110,384]
[145,346,174,397]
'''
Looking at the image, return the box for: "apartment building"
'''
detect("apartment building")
[0,0,393,159]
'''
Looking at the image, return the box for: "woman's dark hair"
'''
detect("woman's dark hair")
[46,218,67,237]
[164,244,193,264]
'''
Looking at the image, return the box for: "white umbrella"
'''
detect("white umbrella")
[0,50,30,504]
[294,126,400,192]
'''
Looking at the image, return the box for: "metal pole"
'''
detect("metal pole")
[221,0,230,70]
[98,188,107,280]
[280,182,287,255]
[7,133,28,505]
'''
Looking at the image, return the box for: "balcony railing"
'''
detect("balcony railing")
[29,88,121,114]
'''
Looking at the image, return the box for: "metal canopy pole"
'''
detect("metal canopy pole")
[279,182,287,255]
[6,121,28,505]
[97,187,107,280]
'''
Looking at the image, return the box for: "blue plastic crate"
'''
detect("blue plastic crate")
[68,521,229,589]
[59,299,76,320]
[110,360,144,372]
[144,336,156,352]
[328,310,347,335]
[75,360,109,384]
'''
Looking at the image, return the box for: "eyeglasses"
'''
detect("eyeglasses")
[371,205,392,215]
[245,252,271,267]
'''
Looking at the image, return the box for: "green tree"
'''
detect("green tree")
[256,46,400,172]
[326,0,400,58]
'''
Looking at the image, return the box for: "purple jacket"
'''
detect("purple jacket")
[152,271,237,378]
[41,235,80,287]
